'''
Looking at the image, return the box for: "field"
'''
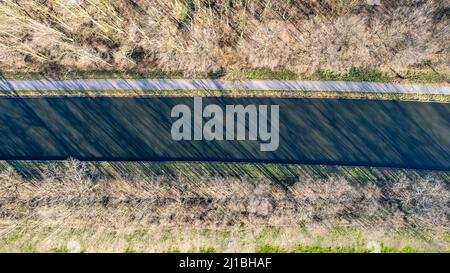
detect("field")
[0,160,449,253]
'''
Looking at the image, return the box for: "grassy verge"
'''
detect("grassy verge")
[3,160,450,184]
[1,68,449,84]
[1,224,445,253]
[1,90,450,102]
[0,70,185,80]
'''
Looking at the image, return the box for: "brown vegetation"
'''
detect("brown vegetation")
[0,0,448,77]
[0,160,448,252]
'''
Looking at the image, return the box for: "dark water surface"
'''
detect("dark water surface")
[0,97,449,170]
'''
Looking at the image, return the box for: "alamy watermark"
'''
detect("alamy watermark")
[171,97,280,152]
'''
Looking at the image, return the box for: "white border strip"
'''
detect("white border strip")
[0,79,449,94]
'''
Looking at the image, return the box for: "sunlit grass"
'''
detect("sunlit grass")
[1,68,448,84]
[1,89,449,102]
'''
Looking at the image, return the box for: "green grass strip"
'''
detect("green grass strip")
[1,68,449,84]
[1,89,449,102]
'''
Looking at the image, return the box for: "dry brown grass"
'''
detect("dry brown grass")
[0,0,448,77]
[0,159,448,252]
